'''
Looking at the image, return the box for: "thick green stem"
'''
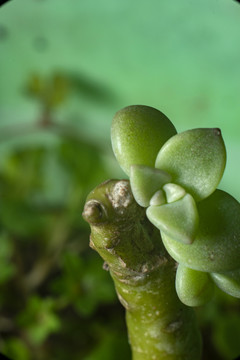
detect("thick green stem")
[83,179,202,360]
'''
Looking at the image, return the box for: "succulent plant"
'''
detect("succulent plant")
[83,104,239,359]
[111,105,240,306]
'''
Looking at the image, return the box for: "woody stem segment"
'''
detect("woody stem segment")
[83,179,202,360]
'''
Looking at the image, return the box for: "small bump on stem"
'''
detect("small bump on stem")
[82,200,107,224]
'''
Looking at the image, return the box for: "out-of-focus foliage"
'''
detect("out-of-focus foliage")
[25,72,116,111]
[197,289,240,360]
[0,72,131,360]
[0,131,131,359]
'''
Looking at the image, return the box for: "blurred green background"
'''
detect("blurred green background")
[0,0,239,359]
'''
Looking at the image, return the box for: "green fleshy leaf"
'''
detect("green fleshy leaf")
[146,193,199,244]
[163,183,186,203]
[162,190,240,272]
[130,165,171,207]
[155,128,226,201]
[176,264,214,307]
[111,105,177,176]
[149,190,166,206]
[211,269,240,298]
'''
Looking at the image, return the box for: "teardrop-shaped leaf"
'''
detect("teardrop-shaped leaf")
[211,269,240,298]
[163,183,186,203]
[130,165,171,207]
[150,190,166,206]
[111,105,177,176]
[146,193,199,244]
[162,190,240,272]
[176,264,214,307]
[155,128,226,201]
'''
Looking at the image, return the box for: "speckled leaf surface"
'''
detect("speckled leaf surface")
[155,128,226,201]
[111,105,176,175]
